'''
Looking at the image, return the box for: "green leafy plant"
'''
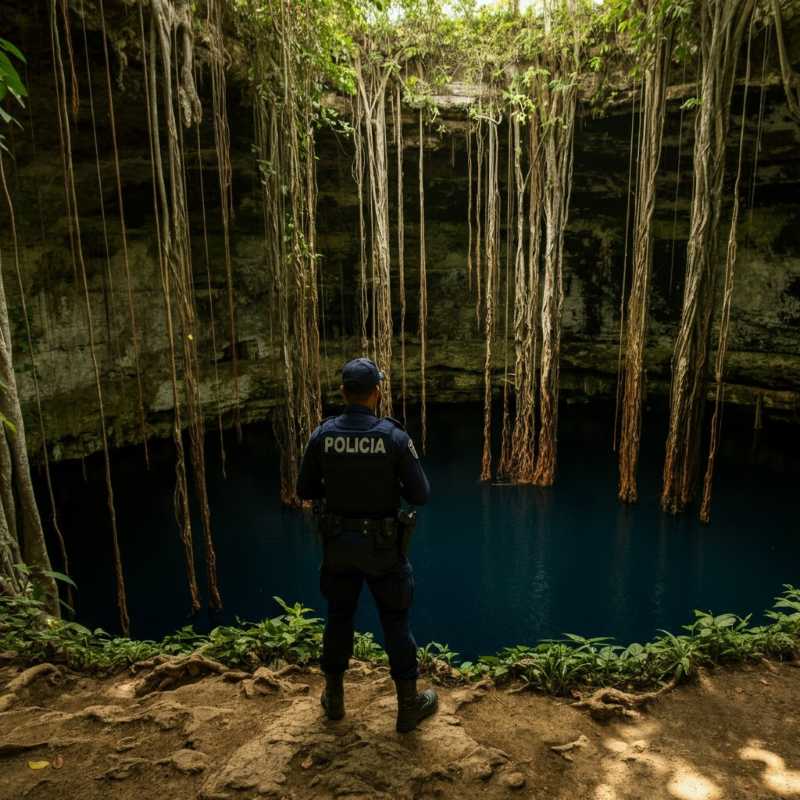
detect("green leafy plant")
[0,38,26,151]
[417,640,458,670]
[2,586,798,697]
[353,631,388,663]
[203,597,324,668]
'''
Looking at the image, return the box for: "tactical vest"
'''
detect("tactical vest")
[319,415,400,518]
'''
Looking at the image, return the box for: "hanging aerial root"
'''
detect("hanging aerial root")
[99,0,150,467]
[661,0,755,514]
[418,108,428,451]
[352,48,394,416]
[497,118,514,480]
[353,93,369,354]
[394,83,407,424]
[474,118,484,330]
[51,0,128,633]
[613,76,640,455]
[668,61,688,297]
[250,0,323,505]
[771,0,800,123]
[509,112,540,484]
[531,25,580,488]
[618,8,672,505]
[699,13,754,524]
[208,0,241,438]
[480,112,500,482]
[140,0,208,612]
[466,124,473,294]
[195,122,227,478]
[80,0,119,370]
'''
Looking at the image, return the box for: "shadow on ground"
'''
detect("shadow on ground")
[1,656,799,799]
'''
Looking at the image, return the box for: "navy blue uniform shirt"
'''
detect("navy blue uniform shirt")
[296,405,430,517]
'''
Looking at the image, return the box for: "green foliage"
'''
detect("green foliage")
[0,37,26,152]
[0,593,320,673]
[353,631,388,662]
[233,0,625,126]
[203,597,324,668]
[234,0,364,105]
[0,38,25,107]
[468,586,800,694]
[2,585,798,698]
[417,640,458,670]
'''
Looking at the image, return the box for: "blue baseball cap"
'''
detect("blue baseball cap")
[342,357,385,392]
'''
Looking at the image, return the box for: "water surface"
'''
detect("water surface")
[46,401,799,659]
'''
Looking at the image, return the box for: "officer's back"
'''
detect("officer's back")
[296,357,437,733]
[300,403,429,519]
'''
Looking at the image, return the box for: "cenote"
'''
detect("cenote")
[42,400,799,660]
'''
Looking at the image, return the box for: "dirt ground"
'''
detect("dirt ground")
[1,655,799,800]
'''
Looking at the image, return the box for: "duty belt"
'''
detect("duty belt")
[312,503,416,555]
[332,514,398,535]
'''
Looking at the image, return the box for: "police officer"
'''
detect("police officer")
[296,357,438,733]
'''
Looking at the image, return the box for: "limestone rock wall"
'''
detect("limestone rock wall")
[0,2,798,461]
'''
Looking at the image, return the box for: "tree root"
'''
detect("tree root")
[134,655,227,696]
[5,663,62,693]
[221,670,250,683]
[0,665,70,713]
[130,655,169,673]
[240,667,309,699]
[572,679,678,721]
[550,734,589,762]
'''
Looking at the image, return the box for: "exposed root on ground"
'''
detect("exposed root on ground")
[134,655,227,696]
[550,734,590,761]
[0,663,63,710]
[239,666,310,698]
[5,663,62,693]
[571,678,678,721]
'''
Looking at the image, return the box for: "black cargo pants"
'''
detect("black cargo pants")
[319,528,418,681]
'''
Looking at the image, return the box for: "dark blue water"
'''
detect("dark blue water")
[44,402,799,659]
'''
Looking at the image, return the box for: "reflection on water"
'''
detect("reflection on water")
[43,402,799,659]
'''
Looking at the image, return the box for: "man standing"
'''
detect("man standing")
[296,357,438,733]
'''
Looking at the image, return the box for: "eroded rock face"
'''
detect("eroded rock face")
[0,5,798,462]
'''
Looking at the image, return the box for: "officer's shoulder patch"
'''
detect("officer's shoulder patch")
[408,438,419,460]
[383,416,406,431]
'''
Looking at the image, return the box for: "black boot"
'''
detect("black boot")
[394,679,438,733]
[321,672,345,720]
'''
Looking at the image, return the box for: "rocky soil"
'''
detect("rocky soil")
[1,656,799,799]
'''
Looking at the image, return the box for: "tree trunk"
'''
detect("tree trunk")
[0,260,57,609]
